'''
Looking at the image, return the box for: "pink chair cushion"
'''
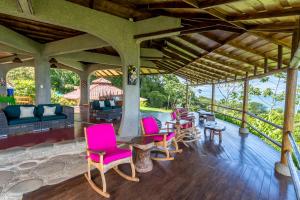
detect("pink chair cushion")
[142,116,159,135]
[151,132,175,142]
[171,111,177,120]
[86,123,117,152]
[86,124,132,164]
[181,122,192,129]
[90,148,132,164]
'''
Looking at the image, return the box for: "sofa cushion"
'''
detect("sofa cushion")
[36,104,62,117]
[104,100,111,107]
[20,106,35,118]
[8,117,39,125]
[3,105,36,119]
[92,101,100,110]
[40,114,67,121]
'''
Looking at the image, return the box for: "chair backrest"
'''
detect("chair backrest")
[170,111,177,120]
[85,123,117,151]
[206,115,216,122]
[141,116,159,135]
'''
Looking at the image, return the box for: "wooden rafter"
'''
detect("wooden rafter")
[183,0,241,9]
[227,7,300,22]
[227,42,289,66]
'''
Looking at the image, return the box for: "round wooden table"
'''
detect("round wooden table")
[131,136,155,173]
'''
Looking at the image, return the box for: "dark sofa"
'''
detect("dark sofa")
[90,100,122,121]
[0,104,74,135]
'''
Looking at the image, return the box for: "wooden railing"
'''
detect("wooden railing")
[199,102,282,147]
[14,96,33,105]
[287,132,300,200]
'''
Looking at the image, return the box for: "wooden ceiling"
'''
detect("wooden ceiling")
[65,0,299,84]
[1,0,300,84]
[0,13,83,43]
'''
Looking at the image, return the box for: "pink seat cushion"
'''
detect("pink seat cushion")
[90,148,132,164]
[85,124,132,164]
[171,111,177,120]
[181,122,193,129]
[142,116,159,135]
[151,132,175,142]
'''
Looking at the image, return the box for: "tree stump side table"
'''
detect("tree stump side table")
[131,136,155,173]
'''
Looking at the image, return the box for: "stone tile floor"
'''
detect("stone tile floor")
[0,139,87,200]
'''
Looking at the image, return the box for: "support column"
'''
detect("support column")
[119,42,141,137]
[239,78,249,134]
[211,83,215,112]
[275,27,299,176]
[79,72,89,106]
[0,68,7,96]
[34,56,51,104]
[275,67,298,176]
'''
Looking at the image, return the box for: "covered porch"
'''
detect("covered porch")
[0,0,300,199]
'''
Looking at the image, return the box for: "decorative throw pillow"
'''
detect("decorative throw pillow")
[109,100,115,107]
[99,101,105,107]
[43,106,56,116]
[20,106,35,118]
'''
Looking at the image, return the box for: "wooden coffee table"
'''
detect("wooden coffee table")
[131,136,155,173]
[204,122,226,142]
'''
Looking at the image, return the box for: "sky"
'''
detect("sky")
[189,71,300,110]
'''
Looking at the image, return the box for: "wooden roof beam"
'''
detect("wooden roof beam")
[165,38,202,57]
[202,56,252,74]
[250,32,291,49]
[214,50,264,69]
[183,0,241,9]
[248,22,295,32]
[227,7,300,22]
[186,0,292,51]
[228,42,289,66]
[190,62,233,78]
[195,59,244,76]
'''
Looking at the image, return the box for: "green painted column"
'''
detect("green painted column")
[34,55,51,104]
[79,72,89,106]
[119,42,141,137]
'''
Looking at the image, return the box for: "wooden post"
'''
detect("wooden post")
[185,82,189,109]
[211,83,215,112]
[275,28,299,176]
[264,57,268,73]
[278,45,283,69]
[240,77,249,134]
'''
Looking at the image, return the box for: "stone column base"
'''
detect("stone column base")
[239,127,249,134]
[275,162,291,177]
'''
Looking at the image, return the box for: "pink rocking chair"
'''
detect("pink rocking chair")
[140,116,182,161]
[84,124,139,198]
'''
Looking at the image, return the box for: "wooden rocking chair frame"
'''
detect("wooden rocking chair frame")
[84,128,139,198]
[140,120,182,161]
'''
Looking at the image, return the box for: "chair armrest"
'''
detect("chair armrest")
[87,149,106,156]
[144,132,169,137]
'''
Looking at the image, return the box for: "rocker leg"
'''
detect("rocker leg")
[84,168,110,198]
[113,165,139,182]
[170,138,182,153]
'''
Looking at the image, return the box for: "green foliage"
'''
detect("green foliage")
[13,79,36,99]
[50,69,80,94]
[148,91,167,108]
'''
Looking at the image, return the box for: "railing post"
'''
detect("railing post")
[239,77,249,134]
[275,28,299,176]
[211,83,215,113]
